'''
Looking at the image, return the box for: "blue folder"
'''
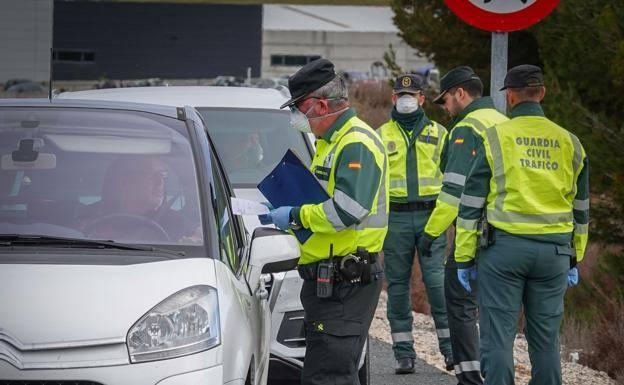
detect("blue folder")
[257,149,329,243]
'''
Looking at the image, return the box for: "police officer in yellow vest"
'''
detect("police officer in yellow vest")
[267,58,388,385]
[455,65,589,385]
[377,74,453,374]
[421,66,508,385]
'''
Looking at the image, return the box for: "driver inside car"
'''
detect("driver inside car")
[77,155,200,244]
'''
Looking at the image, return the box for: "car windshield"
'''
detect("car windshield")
[0,106,204,246]
[198,108,312,188]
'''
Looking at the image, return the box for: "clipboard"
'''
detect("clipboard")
[257,149,329,243]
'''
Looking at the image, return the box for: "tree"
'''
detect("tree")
[390,1,624,378]
[391,0,624,240]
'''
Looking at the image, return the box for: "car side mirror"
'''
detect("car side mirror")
[247,227,299,289]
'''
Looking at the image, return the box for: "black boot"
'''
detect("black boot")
[444,353,454,371]
[395,357,415,374]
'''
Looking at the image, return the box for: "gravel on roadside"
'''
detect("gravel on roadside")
[369,290,616,385]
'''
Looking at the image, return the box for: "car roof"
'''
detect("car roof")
[0,98,182,119]
[59,86,289,111]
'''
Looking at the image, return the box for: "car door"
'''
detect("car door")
[208,142,271,385]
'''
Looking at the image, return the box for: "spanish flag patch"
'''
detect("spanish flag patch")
[348,161,362,169]
[454,138,464,144]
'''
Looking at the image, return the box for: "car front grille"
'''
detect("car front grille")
[0,381,104,385]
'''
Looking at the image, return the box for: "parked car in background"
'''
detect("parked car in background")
[3,78,32,91]
[212,76,246,87]
[59,86,371,385]
[5,81,45,94]
[0,98,299,384]
[415,64,441,92]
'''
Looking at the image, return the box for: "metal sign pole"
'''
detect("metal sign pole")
[490,32,508,114]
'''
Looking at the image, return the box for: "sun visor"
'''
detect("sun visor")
[2,153,56,170]
[45,134,172,154]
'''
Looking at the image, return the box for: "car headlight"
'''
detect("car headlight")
[127,285,220,363]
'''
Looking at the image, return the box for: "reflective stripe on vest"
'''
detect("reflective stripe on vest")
[482,117,584,234]
[379,120,446,198]
[322,125,388,230]
[299,118,388,265]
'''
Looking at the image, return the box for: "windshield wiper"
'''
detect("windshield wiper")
[0,234,185,257]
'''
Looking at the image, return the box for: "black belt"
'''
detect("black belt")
[390,201,436,212]
[297,253,381,281]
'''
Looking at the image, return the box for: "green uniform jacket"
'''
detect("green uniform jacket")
[424,98,508,242]
[377,108,448,203]
[455,102,590,267]
[292,108,389,264]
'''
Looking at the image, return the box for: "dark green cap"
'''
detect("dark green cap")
[433,66,482,104]
[393,73,425,94]
[500,64,544,91]
[280,58,336,109]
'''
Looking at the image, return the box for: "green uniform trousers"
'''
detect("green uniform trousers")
[383,209,452,359]
[478,231,572,385]
[445,260,483,385]
[301,267,383,385]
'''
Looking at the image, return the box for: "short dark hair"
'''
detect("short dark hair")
[509,85,544,100]
[449,79,483,99]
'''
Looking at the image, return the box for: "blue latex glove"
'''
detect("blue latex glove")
[567,267,579,287]
[258,213,273,225]
[457,266,477,293]
[270,206,293,231]
[258,202,275,225]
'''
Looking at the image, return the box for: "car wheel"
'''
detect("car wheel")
[358,337,370,385]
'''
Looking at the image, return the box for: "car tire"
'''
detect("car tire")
[358,337,370,385]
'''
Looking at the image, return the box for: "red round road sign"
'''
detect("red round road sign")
[444,0,560,32]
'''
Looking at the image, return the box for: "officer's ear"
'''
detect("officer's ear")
[318,98,333,115]
[538,86,546,102]
[417,92,426,105]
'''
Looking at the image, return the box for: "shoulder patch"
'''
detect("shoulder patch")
[387,141,396,152]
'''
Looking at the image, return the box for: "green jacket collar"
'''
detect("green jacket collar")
[391,107,431,136]
[511,101,545,118]
[451,97,496,128]
[321,107,357,142]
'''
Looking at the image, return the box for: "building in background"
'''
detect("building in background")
[52,1,262,81]
[0,0,53,83]
[262,5,430,79]
[0,1,429,83]
[0,0,262,83]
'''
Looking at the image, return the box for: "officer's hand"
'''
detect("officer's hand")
[258,214,273,225]
[418,234,435,257]
[457,266,477,293]
[258,202,275,225]
[270,206,294,231]
[567,267,579,287]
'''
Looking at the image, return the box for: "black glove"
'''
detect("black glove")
[418,233,435,257]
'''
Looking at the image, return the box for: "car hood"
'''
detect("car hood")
[0,257,217,349]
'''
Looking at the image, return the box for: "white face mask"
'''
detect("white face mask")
[396,95,420,114]
[290,107,312,133]
[289,100,348,133]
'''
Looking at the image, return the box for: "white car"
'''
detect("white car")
[0,98,299,384]
[60,86,370,384]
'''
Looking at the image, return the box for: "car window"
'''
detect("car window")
[209,151,242,272]
[0,107,204,246]
[198,108,312,188]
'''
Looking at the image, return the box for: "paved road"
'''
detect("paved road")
[369,338,456,385]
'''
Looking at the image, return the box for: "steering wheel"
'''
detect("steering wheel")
[84,213,170,242]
